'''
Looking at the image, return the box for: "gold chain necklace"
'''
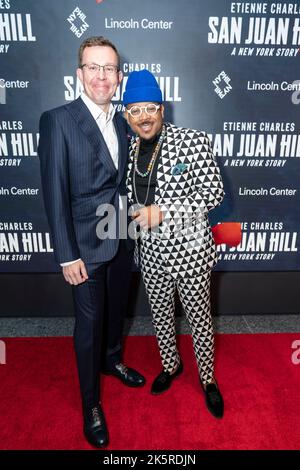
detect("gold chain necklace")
[133,125,166,178]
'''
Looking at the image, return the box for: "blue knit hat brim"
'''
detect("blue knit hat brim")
[123,86,162,106]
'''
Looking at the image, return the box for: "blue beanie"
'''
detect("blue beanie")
[123,69,162,106]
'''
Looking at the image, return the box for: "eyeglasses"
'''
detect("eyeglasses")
[80,63,119,75]
[126,104,161,118]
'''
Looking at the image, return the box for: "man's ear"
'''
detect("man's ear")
[76,67,83,83]
[161,104,165,118]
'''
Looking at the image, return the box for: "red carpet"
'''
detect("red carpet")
[0,333,300,450]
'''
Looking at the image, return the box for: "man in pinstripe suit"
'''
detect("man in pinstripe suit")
[38,37,145,448]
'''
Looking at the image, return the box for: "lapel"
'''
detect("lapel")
[66,97,117,175]
[154,123,185,203]
[127,138,136,204]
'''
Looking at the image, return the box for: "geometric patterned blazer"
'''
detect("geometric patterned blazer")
[126,123,225,277]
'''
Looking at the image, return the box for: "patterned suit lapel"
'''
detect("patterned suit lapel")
[126,137,136,204]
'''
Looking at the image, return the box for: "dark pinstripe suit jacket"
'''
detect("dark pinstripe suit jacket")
[38,97,132,265]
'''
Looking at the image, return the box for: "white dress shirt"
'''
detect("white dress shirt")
[61,92,122,267]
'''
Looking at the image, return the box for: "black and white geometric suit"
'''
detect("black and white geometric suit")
[126,123,224,384]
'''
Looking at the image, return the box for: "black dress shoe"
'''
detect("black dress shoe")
[83,404,109,448]
[202,382,224,419]
[151,361,183,395]
[104,363,145,387]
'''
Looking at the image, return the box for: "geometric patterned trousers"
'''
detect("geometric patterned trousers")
[140,241,215,385]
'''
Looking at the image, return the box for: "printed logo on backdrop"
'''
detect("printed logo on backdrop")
[213,71,232,99]
[217,220,298,266]
[0,0,36,54]
[94,0,174,31]
[208,2,300,57]
[208,120,300,170]
[67,7,89,38]
[0,222,53,264]
[0,120,38,168]
[246,79,300,99]
[104,17,174,30]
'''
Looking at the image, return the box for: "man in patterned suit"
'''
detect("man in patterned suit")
[123,70,225,418]
[39,37,145,448]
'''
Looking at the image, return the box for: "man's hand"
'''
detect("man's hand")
[132,205,164,230]
[62,259,89,285]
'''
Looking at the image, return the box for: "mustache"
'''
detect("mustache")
[138,119,153,126]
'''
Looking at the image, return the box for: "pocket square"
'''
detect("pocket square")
[171,163,188,175]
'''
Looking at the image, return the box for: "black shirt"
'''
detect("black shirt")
[131,133,162,207]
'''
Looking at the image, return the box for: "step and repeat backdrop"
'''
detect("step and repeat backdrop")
[1,0,300,273]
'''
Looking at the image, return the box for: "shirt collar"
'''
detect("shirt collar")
[80,91,116,123]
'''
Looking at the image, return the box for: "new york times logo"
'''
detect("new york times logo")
[213,71,232,99]
[67,7,89,38]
